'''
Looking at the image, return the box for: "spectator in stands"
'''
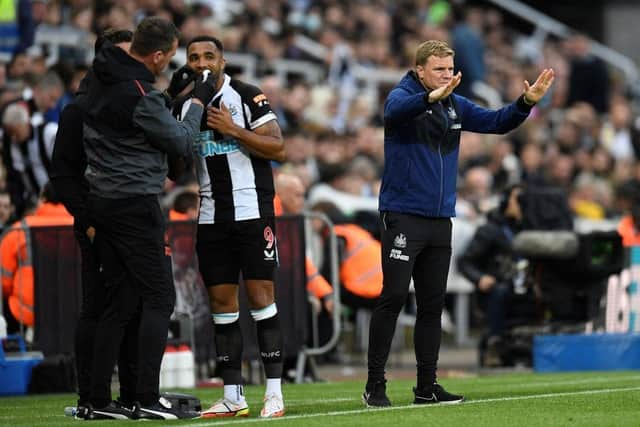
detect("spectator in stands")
[261,75,289,132]
[281,81,311,133]
[169,190,199,221]
[564,33,609,113]
[282,132,320,183]
[0,182,72,336]
[364,40,554,408]
[601,96,634,161]
[545,152,576,191]
[457,166,494,221]
[569,173,610,220]
[274,173,333,314]
[0,0,35,60]
[458,184,532,366]
[5,51,31,81]
[311,201,384,310]
[617,188,640,247]
[0,190,14,233]
[274,173,334,377]
[1,71,63,217]
[519,141,546,186]
[451,6,486,99]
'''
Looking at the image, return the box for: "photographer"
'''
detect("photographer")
[458,184,533,366]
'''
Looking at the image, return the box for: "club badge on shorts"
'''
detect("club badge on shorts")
[394,233,407,248]
[263,226,275,261]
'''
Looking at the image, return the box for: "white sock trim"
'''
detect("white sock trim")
[250,303,277,322]
[223,384,245,404]
[265,378,282,398]
[212,312,240,325]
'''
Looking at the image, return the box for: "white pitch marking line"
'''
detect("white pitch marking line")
[281,374,640,396]
[188,386,640,426]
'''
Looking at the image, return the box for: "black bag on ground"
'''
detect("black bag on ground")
[28,353,77,393]
[161,392,202,412]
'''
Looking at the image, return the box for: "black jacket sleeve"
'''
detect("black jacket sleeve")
[50,102,91,232]
[132,90,203,158]
[457,224,497,287]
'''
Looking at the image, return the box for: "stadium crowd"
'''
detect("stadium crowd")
[1,0,637,366]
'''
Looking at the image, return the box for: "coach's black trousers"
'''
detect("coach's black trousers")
[368,212,451,389]
[74,225,138,406]
[88,195,175,407]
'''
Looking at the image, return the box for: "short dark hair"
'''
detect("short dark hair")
[130,17,180,56]
[186,35,224,54]
[95,28,133,53]
[499,183,524,214]
[173,191,199,213]
[41,182,61,204]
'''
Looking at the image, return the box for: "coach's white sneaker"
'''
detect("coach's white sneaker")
[201,398,249,418]
[259,393,285,418]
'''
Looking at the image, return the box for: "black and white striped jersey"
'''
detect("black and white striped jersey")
[176,74,278,224]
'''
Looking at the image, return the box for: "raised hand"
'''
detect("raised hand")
[207,102,235,135]
[428,72,462,103]
[193,70,218,106]
[523,68,555,104]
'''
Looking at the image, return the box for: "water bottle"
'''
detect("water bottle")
[175,344,195,388]
[64,407,77,418]
[160,345,178,389]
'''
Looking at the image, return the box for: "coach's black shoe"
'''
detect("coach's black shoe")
[363,380,392,407]
[133,396,201,420]
[413,383,464,405]
[84,401,135,420]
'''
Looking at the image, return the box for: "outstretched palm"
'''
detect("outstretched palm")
[523,68,555,104]
[429,72,462,103]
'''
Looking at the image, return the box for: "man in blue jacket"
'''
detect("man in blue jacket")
[363,40,554,407]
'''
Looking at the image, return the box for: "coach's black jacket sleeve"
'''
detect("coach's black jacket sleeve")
[132,91,203,158]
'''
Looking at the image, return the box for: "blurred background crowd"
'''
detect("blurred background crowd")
[2,0,638,229]
[2,0,640,369]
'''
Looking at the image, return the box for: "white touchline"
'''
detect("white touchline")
[284,397,355,404]
[188,386,640,426]
[279,374,640,395]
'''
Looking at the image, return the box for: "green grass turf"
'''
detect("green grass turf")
[1,371,639,426]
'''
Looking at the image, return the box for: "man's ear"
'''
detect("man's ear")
[152,50,163,65]
[416,64,424,78]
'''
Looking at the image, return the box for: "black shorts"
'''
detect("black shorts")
[196,217,278,286]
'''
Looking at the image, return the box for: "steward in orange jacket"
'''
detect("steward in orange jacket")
[1,196,73,328]
[618,214,640,247]
[333,224,383,300]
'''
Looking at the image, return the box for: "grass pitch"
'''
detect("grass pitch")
[1,371,639,426]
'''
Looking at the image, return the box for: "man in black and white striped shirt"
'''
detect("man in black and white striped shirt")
[174,35,286,419]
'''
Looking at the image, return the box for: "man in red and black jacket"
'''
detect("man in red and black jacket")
[50,29,147,420]
[67,17,214,420]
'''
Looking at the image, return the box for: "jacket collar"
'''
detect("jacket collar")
[398,70,427,94]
